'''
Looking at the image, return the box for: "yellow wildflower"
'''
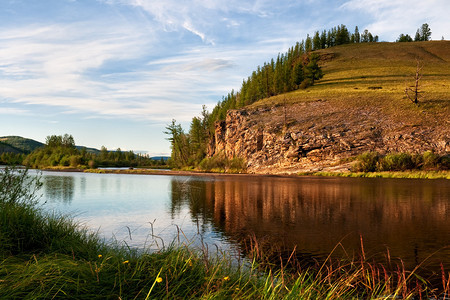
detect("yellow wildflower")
[156,277,163,283]
[223,276,230,281]
[123,260,129,264]
[186,259,193,267]
[98,254,103,258]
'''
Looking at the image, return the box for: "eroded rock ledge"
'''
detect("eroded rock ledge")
[207,101,450,174]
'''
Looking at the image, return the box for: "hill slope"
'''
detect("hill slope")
[0,136,44,154]
[208,41,450,174]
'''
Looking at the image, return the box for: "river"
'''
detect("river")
[39,171,450,281]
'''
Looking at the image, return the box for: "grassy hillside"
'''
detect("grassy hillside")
[0,136,44,154]
[204,41,450,174]
[0,141,23,154]
[252,41,450,125]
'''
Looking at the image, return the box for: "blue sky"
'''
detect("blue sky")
[1,0,449,155]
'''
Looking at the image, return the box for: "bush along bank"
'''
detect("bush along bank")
[2,167,450,299]
[353,151,449,173]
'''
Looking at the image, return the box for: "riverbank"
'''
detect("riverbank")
[2,168,448,299]
[40,166,450,179]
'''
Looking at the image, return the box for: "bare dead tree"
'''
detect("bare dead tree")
[404,59,423,105]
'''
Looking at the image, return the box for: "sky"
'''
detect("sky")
[1,0,449,156]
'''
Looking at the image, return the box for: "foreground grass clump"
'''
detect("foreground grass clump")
[2,168,450,299]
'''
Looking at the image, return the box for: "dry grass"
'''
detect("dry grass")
[251,41,450,126]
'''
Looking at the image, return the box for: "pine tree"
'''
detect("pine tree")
[303,53,323,86]
[414,29,421,41]
[354,26,360,43]
[419,23,432,41]
[305,34,312,52]
[313,31,321,50]
[320,30,327,49]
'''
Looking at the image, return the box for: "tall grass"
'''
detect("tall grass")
[1,167,449,299]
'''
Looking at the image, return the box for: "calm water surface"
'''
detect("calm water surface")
[40,171,450,277]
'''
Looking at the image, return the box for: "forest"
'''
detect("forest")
[0,134,165,169]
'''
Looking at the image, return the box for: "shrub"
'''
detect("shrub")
[439,155,450,170]
[378,153,415,171]
[60,155,70,166]
[70,155,82,167]
[199,153,246,173]
[228,157,247,173]
[353,152,380,172]
[422,151,439,169]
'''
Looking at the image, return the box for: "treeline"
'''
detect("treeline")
[210,24,377,122]
[0,152,25,165]
[21,134,163,169]
[397,23,433,42]
[166,24,379,169]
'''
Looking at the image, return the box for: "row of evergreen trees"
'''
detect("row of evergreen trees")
[208,25,377,123]
[397,23,432,42]
[166,24,379,168]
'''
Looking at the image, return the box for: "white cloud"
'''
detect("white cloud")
[0,19,241,123]
[340,0,450,40]
[0,107,30,115]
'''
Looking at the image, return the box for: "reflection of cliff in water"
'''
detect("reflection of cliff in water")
[44,175,75,203]
[170,176,450,272]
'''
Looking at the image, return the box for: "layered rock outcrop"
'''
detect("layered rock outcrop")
[207,100,450,174]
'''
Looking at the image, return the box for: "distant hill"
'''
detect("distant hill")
[150,156,170,161]
[0,140,23,154]
[0,135,157,157]
[0,136,44,154]
[76,146,100,154]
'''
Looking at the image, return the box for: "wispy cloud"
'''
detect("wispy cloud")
[340,0,450,40]
[1,0,448,152]
[0,107,30,116]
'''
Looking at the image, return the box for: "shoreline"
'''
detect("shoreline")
[38,166,450,179]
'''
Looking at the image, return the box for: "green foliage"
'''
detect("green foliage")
[353,152,380,172]
[0,152,25,165]
[412,23,433,42]
[303,53,324,85]
[0,136,44,154]
[0,168,104,261]
[21,134,160,169]
[378,153,415,171]
[198,153,246,173]
[397,33,413,42]
[353,151,448,172]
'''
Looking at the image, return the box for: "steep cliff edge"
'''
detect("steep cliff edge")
[207,42,450,174]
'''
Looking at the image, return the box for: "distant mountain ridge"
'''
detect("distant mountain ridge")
[0,136,44,154]
[0,136,99,154]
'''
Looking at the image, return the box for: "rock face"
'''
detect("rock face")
[207,101,450,174]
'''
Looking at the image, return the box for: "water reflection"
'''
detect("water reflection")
[170,176,450,273]
[44,175,75,203]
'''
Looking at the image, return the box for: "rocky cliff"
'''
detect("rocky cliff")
[207,100,450,174]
